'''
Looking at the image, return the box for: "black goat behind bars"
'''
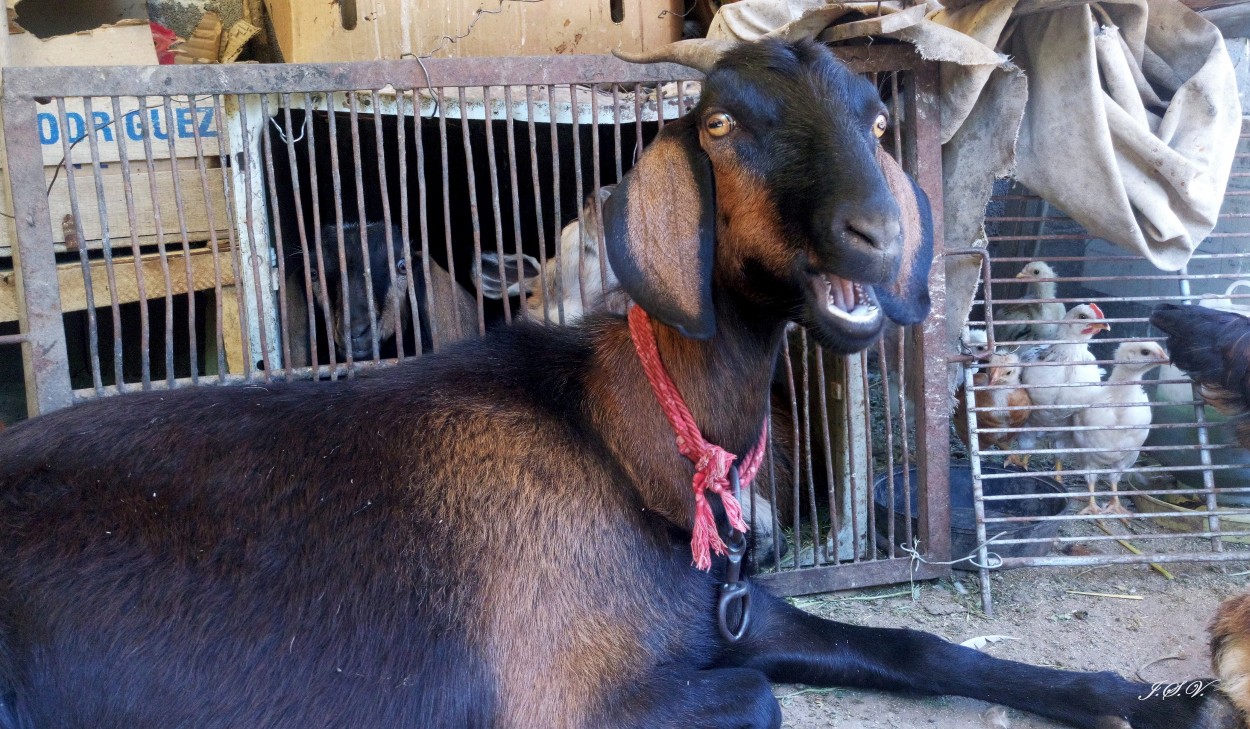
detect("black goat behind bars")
[0,40,1241,729]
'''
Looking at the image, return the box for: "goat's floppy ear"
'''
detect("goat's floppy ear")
[603,117,716,339]
[874,147,933,326]
[476,252,542,299]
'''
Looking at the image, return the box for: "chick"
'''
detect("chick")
[1072,341,1169,515]
[1012,303,1110,474]
[994,261,1067,342]
[955,352,1031,454]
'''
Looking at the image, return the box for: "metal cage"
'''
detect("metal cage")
[960,124,1250,613]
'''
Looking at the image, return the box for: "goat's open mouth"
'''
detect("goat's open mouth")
[802,272,885,351]
[812,273,881,326]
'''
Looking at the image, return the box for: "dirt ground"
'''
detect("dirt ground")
[774,548,1250,727]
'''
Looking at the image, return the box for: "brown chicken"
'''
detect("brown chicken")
[955,351,1031,453]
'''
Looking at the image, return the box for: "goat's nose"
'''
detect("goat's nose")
[843,209,901,255]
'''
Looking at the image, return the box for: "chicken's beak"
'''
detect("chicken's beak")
[1081,322,1110,335]
[1015,271,1030,279]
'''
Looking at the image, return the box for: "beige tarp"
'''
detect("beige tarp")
[708,0,1242,353]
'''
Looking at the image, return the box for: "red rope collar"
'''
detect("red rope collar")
[627,305,769,571]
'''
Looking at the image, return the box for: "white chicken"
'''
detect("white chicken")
[1011,303,1110,475]
[1071,341,1169,515]
[994,261,1067,342]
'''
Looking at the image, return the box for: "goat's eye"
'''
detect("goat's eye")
[705,112,735,138]
[872,114,888,138]
[396,258,407,275]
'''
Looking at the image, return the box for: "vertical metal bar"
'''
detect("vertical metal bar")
[372,89,405,359]
[161,96,198,385]
[347,92,380,361]
[185,95,229,380]
[526,85,551,325]
[632,82,644,165]
[782,335,802,568]
[281,98,321,376]
[861,349,876,559]
[232,93,276,379]
[908,62,951,566]
[482,85,511,326]
[414,92,440,352]
[570,84,587,314]
[503,85,527,321]
[55,97,102,394]
[878,336,897,559]
[259,94,294,379]
[612,85,623,182]
[1178,270,1223,551]
[213,93,253,380]
[110,96,152,389]
[816,347,839,561]
[138,97,177,388]
[590,84,607,292]
[549,86,564,324]
[395,88,423,358]
[325,93,355,374]
[896,325,913,548]
[800,331,822,563]
[438,88,463,342]
[81,96,126,390]
[964,363,995,616]
[305,92,339,378]
[458,87,486,336]
[2,95,72,413]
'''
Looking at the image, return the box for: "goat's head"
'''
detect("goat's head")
[310,221,410,359]
[605,39,933,354]
[476,185,619,324]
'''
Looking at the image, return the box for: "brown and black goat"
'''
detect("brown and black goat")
[0,39,1240,729]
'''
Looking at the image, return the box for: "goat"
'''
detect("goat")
[0,39,1238,729]
[476,184,624,324]
[286,220,478,367]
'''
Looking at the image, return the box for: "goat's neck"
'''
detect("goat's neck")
[587,306,781,531]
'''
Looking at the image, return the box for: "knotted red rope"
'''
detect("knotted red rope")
[627,305,769,571]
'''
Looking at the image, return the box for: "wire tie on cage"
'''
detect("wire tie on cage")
[900,533,1008,598]
[270,113,309,145]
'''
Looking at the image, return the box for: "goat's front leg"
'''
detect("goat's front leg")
[719,588,1241,729]
[594,666,781,729]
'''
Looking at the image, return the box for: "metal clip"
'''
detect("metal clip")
[717,464,751,642]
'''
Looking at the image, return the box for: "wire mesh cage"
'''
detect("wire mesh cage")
[960,124,1250,613]
[1,47,949,596]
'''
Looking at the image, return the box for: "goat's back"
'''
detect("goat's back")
[0,324,715,728]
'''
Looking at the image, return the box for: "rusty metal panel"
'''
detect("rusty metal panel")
[1,95,73,415]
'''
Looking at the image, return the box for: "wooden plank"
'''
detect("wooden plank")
[0,163,231,257]
[0,246,237,324]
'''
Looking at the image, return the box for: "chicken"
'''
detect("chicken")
[1071,341,1169,515]
[955,351,1032,453]
[993,261,1068,342]
[1150,303,1250,450]
[1011,303,1110,474]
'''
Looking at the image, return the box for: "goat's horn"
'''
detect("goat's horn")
[612,39,737,73]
